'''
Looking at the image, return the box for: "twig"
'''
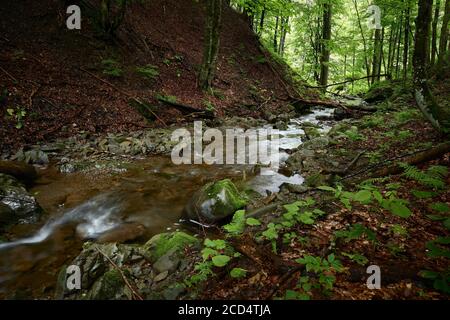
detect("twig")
[94,246,144,301]
[266,266,303,299]
[0,66,18,83]
[79,67,167,127]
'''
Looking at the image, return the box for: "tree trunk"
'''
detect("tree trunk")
[403,4,411,80]
[431,0,441,65]
[372,28,383,84]
[274,16,279,53]
[319,2,332,87]
[199,0,223,91]
[413,0,448,131]
[353,0,371,86]
[437,0,450,67]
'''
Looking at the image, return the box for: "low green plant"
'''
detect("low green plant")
[203,100,216,112]
[136,64,159,81]
[342,126,365,141]
[101,59,123,77]
[334,224,376,243]
[341,252,369,266]
[6,106,26,129]
[420,269,450,294]
[185,238,238,287]
[401,164,448,190]
[286,254,343,299]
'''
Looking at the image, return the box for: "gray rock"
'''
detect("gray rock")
[154,271,169,282]
[153,247,181,274]
[0,173,42,225]
[302,137,330,150]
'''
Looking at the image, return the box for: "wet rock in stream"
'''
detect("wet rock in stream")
[0,173,43,231]
[183,179,248,223]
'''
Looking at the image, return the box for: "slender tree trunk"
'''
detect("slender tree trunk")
[353,0,371,86]
[403,4,411,80]
[414,0,448,131]
[431,0,441,65]
[319,2,332,87]
[199,0,223,91]
[258,7,266,36]
[372,28,383,84]
[274,16,279,53]
[437,0,450,67]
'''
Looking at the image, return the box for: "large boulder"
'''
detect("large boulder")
[184,179,248,223]
[0,173,42,228]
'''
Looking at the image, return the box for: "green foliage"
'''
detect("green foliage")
[101,59,123,77]
[136,64,159,81]
[203,100,216,112]
[156,94,177,103]
[287,254,344,299]
[6,106,26,129]
[412,190,437,199]
[335,224,376,243]
[341,252,369,266]
[223,210,246,236]
[401,164,448,189]
[186,238,235,287]
[246,217,261,226]
[342,126,365,141]
[230,268,247,279]
[420,270,450,294]
[426,237,450,259]
[394,110,419,124]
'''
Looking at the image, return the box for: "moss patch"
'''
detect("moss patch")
[144,231,199,262]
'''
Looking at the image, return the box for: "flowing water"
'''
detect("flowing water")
[0,107,335,298]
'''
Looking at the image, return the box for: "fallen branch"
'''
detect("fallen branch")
[94,246,144,301]
[157,96,215,119]
[306,74,388,89]
[341,142,450,180]
[0,66,18,83]
[79,67,167,126]
[323,150,366,175]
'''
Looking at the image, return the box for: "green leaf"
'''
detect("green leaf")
[353,190,372,204]
[389,201,412,218]
[201,248,218,261]
[444,218,450,230]
[318,186,336,192]
[212,255,231,267]
[430,202,450,213]
[230,268,247,278]
[223,210,246,235]
[420,270,439,280]
[246,218,261,226]
[372,191,383,203]
[412,190,437,199]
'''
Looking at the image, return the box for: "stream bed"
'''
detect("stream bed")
[0,107,335,298]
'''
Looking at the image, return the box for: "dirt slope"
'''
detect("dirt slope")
[0,0,313,154]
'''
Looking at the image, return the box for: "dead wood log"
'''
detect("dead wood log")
[371,142,450,177]
[341,142,450,180]
[156,96,215,119]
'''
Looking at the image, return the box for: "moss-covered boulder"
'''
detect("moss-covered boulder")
[143,231,199,263]
[184,179,248,223]
[364,81,394,103]
[87,269,125,300]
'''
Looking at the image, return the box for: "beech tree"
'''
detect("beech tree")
[200,0,223,91]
